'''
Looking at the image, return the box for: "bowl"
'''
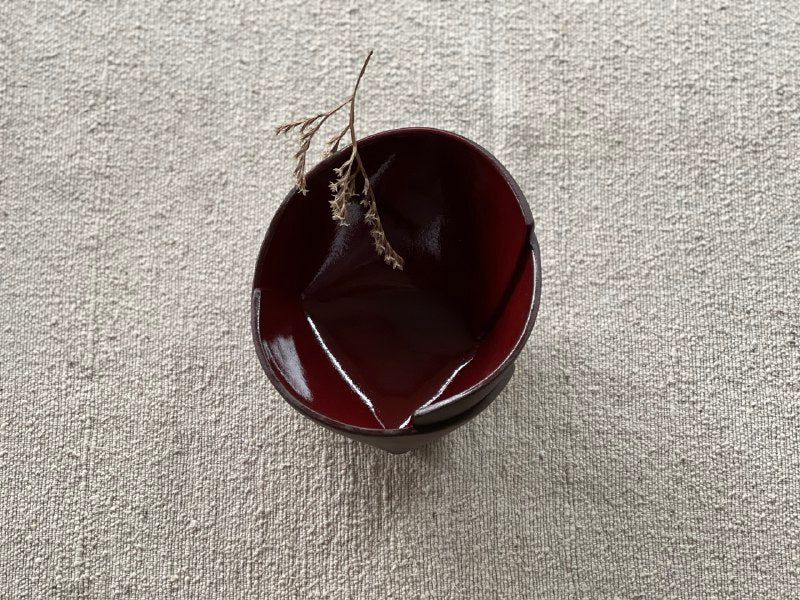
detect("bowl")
[252,127,541,453]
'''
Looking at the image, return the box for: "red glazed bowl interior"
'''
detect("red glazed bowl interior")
[253,128,538,431]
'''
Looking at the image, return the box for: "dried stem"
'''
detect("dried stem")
[275,51,404,270]
[275,96,352,194]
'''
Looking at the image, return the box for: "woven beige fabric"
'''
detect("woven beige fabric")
[1,1,799,598]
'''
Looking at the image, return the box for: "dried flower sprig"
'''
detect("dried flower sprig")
[275,51,404,270]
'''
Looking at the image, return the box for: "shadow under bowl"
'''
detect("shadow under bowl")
[252,127,541,453]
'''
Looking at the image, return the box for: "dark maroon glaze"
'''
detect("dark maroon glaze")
[252,128,540,451]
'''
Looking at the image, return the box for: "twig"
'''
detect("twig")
[275,51,404,270]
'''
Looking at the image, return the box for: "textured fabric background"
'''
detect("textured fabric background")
[1,1,799,598]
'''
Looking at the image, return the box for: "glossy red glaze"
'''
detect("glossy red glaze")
[253,128,539,441]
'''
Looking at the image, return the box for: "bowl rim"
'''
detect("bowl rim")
[251,126,542,438]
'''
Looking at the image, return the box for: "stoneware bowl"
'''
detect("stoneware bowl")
[252,127,541,453]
